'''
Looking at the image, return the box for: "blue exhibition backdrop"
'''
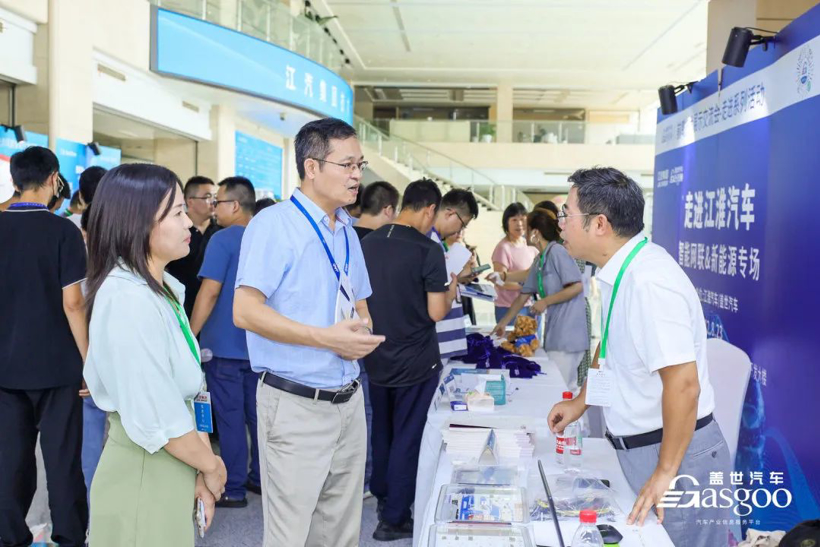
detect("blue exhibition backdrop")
[235,131,283,200]
[0,128,121,212]
[653,4,820,533]
[151,7,354,125]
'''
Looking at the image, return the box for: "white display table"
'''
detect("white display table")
[413,350,673,546]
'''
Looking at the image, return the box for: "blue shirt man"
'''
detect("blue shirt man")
[236,187,373,388]
[233,118,384,546]
[198,225,248,359]
[190,176,260,506]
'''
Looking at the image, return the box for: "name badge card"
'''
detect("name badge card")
[584,363,614,408]
[194,391,214,433]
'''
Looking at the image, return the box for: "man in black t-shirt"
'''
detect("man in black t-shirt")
[166,175,219,317]
[0,146,89,547]
[352,180,399,241]
[351,180,399,496]
[361,179,458,541]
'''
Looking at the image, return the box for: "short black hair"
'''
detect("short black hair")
[219,176,256,213]
[9,146,59,192]
[361,181,399,216]
[400,178,442,212]
[534,200,559,216]
[568,167,644,238]
[254,197,276,215]
[502,202,528,234]
[79,166,107,204]
[183,175,216,199]
[441,188,479,220]
[294,118,357,180]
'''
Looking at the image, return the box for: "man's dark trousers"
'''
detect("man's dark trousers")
[204,357,261,499]
[0,384,88,547]
[368,372,440,526]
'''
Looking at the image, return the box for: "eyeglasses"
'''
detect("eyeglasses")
[450,209,469,231]
[557,210,604,225]
[188,194,216,202]
[309,157,369,174]
[211,199,238,207]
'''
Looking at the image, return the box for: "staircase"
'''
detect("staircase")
[356,116,532,213]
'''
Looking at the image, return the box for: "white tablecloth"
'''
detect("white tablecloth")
[412,351,674,546]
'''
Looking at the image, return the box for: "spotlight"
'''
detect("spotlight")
[658,83,695,115]
[2,124,26,142]
[87,141,101,156]
[722,27,776,68]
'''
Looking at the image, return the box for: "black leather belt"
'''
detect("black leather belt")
[606,413,714,451]
[260,372,359,404]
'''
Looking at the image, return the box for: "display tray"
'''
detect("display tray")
[451,464,520,486]
[428,522,534,547]
[435,485,529,524]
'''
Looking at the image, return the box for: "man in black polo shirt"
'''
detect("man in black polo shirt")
[0,146,89,547]
[361,179,458,541]
[167,175,220,317]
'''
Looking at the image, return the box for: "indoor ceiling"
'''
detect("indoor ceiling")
[314,0,709,110]
[358,85,661,109]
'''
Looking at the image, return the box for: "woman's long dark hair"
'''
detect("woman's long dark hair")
[85,163,183,324]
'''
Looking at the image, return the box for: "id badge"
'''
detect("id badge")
[584,364,614,407]
[194,392,214,433]
[335,273,359,322]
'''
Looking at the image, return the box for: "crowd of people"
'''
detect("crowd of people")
[0,116,730,547]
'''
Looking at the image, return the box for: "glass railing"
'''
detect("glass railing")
[372,118,655,145]
[356,116,533,212]
[152,0,344,71]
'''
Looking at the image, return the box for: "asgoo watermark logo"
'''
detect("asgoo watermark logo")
[796,46,814,96]
[658,473,792,517]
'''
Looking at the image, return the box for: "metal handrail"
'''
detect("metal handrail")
[356,116,534,211]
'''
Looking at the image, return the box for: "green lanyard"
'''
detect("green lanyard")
[536,243,554,299]
[600,238,648,360]
[537,250,546,299]
[165,294,202,368]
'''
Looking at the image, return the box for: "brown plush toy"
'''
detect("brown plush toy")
[500,315,540,356]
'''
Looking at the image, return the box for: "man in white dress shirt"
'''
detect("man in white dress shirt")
[548,167,735,547]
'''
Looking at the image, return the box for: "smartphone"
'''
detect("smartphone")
[195,498,206,538]
[470,264,491,275]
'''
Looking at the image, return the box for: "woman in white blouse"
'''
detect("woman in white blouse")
[83,164,227,546]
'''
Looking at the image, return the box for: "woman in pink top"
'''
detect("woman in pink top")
[491,203,539,322]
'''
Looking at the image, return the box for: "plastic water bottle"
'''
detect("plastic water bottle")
[564,420,583,472]
[571,510,604,547]
[554,390,574,466]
